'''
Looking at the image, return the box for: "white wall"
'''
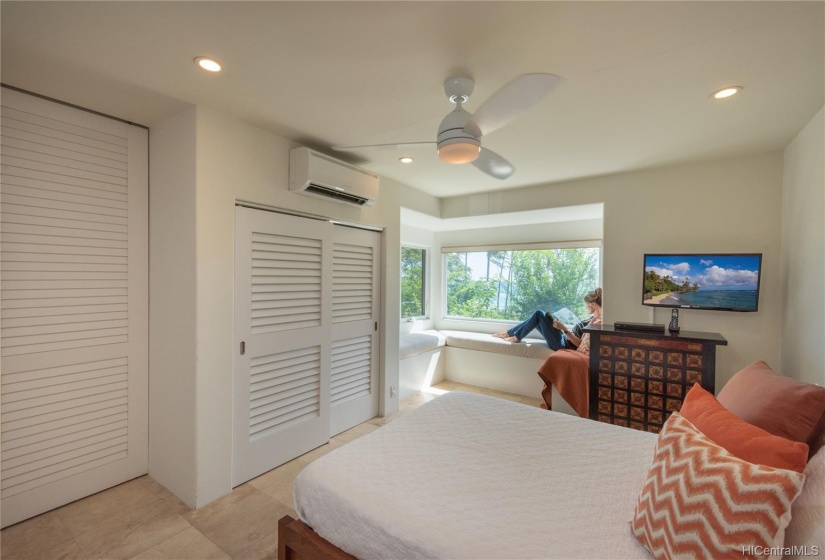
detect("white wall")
[441,154,785,389]
[436,218,603,250]
[401,224,437,249]
[148,107,198,506]
[150,105,414,507]
[399,189,441,219]
[781,106,825,385]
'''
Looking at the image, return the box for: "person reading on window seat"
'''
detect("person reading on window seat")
[531,289,602,415]
[493,287,603,350]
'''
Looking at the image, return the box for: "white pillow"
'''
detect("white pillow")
[784,445,825,559]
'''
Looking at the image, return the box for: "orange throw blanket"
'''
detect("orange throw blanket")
[537,349,590,418]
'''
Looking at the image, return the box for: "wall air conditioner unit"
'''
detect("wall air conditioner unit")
[289,147,379,207]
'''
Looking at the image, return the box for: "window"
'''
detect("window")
[401,246,427,318]
[444,246,600,322]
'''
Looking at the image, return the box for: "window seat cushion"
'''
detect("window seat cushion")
[440,330,554,360]
[399,330,447,360]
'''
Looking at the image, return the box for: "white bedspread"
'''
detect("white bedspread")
[294,391,658,559]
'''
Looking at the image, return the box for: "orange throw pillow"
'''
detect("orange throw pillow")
[681,383,809,473]
[632,413,806,560]
[717,361,825,455]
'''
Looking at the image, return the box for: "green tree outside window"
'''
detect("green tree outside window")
[401,247,426,318]
[445,248,599,321]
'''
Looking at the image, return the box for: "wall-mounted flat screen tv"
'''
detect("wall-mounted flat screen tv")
[643,253,762,312]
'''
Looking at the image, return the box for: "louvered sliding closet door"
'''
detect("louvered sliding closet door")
[330,225,380,436]
[0,88,148,527]
[233,207,331,485]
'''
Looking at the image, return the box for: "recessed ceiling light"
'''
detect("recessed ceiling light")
[195,57,222,72]
[710,86,742,100]
[399,157,414,164]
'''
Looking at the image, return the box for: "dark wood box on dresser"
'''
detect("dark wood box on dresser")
[583,324,727,433]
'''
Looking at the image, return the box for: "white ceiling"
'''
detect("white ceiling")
[2,2,822,198]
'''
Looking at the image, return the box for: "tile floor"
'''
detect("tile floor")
[1,382,543,560]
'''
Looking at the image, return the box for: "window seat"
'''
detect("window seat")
[398,329,577,416]
[398,330,447,400]
[439,330,553,360]
[399,330,446,360]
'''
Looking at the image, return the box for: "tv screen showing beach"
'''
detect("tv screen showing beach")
[643,254,762,312]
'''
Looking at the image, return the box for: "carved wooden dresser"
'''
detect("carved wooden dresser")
[583,324,727,433]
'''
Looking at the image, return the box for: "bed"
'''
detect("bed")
[282,391,659,559]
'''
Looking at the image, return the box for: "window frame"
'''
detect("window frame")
[440,240,602,324]
[400,244,429,320]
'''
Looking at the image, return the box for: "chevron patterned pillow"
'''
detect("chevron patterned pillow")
[631,413,807,560]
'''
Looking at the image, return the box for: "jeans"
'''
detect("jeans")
[506,310,565,350]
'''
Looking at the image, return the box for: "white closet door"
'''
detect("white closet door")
[0,88,148,527]
[330,225,380,436]
[233,207,331,486]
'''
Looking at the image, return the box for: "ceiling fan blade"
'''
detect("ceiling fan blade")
[332,142,435,151]
[465,73,562,137]
[472,148,514,180]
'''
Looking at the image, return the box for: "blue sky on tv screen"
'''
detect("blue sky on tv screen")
[644,255,760,291]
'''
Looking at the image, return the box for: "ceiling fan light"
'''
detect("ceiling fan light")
[438,141,480,164]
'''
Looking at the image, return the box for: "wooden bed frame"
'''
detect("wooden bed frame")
[278,515,356,560]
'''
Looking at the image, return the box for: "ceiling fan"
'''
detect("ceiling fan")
[332,73,562,180]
